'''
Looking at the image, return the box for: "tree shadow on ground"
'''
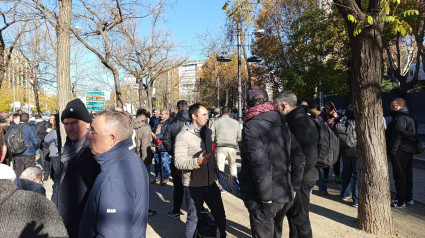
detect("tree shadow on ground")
[226,219,251,238]
[309,202,358,228]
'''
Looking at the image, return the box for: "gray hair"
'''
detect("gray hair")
[274,90,298,108]
[98,109,133,141]
[20,167,42,181]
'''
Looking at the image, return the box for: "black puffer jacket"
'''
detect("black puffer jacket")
[239,111,305,203]
[286,107,319,183]
[386,107,418,155]
[163,110,190,157]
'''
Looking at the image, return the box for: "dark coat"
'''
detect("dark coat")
[149,116,161,132]
[286,107,319,183]
[239,111,305,203]
[79,138,149,238]
[15,179,46,197]
[155,118,171,152]
[386,107,418,155]
[163,110,191,157]
[52,136,100,238]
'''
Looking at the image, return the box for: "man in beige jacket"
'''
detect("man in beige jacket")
[174,103,227,238]
[211,106,241,178]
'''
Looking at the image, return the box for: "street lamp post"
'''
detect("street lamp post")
[237,22,243,124]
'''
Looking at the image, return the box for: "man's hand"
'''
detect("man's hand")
[197,151,212,166]
[293,191,297,199]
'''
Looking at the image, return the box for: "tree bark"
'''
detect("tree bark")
[349,20,394,236]
[111,68,123,108]
[57,0,73,145]
[334,0,394,235]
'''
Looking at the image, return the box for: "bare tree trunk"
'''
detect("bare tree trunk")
[0,34,5,89]
[57,0,73,145]
[350,21,394,236]
[146,83,152,114]
[33,73,41,114]
[112,68,123,108]
[137,77,143,108]
[225,89,229,107]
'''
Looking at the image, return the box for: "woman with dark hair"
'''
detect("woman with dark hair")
[44,114,60,180]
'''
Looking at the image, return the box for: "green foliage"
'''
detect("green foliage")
[285,7,350,99]
[381,79,397,92]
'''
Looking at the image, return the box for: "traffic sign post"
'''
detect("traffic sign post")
[86,91,106,111]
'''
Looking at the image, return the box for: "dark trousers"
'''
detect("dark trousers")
[390,151,413,204]
[286,181,314,238]
[324,156,340,179]
[50,156,60,180]
[40,147,50,178]
[184,183,226,238]
[244,199,292,238]
[341,156,358,204]
[13,155,36,178]
[170,162,184,213]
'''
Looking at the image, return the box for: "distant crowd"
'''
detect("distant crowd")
[0,88,422,238]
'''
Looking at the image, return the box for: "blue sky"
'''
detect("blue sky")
[162,0,228,60]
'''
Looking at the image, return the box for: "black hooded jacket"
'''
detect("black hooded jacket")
[386,107,418,154]
[162,110,191,157]
[239,110,305,203]
[286,107,319,183]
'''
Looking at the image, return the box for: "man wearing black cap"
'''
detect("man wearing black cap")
[239,87,305,238]
[52,98,100,238]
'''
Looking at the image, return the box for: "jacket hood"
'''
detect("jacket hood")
[0,180,17,206]
[175,110,191,122]
[249,110,285,126]
[133,118,149,129]
[391,107,410,117]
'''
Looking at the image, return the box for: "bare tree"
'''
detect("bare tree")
[17,21,52,115]
[70,0,146,108]
[115,1,187,113]
[0,1,29,89]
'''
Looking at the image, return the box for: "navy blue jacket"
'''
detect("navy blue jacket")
[78,138,149,238]
[14,179,46,196]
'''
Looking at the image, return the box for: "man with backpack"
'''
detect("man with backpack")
[333,105,358,207]
[6,113,39,178]
[274,91,318,238]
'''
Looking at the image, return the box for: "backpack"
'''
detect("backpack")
[334,119,357,149]
[5,124,29,155]
[313,120,340,169]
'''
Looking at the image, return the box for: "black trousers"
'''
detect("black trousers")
[390,151,413,204]
[324,156,340,179]
[13,155,36,178]
[286,181,314,238]
[244,199,292,238]
[170,161,184,213]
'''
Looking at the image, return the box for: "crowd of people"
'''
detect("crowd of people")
[0,88,422,237]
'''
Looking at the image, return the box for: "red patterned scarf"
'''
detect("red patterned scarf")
[244,102,276,122]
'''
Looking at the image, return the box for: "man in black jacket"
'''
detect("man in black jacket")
[163,100,190,220]
[386,98,418,208]
[239,87,305,238]
[52,99,100,237]
[274,91,318,238]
